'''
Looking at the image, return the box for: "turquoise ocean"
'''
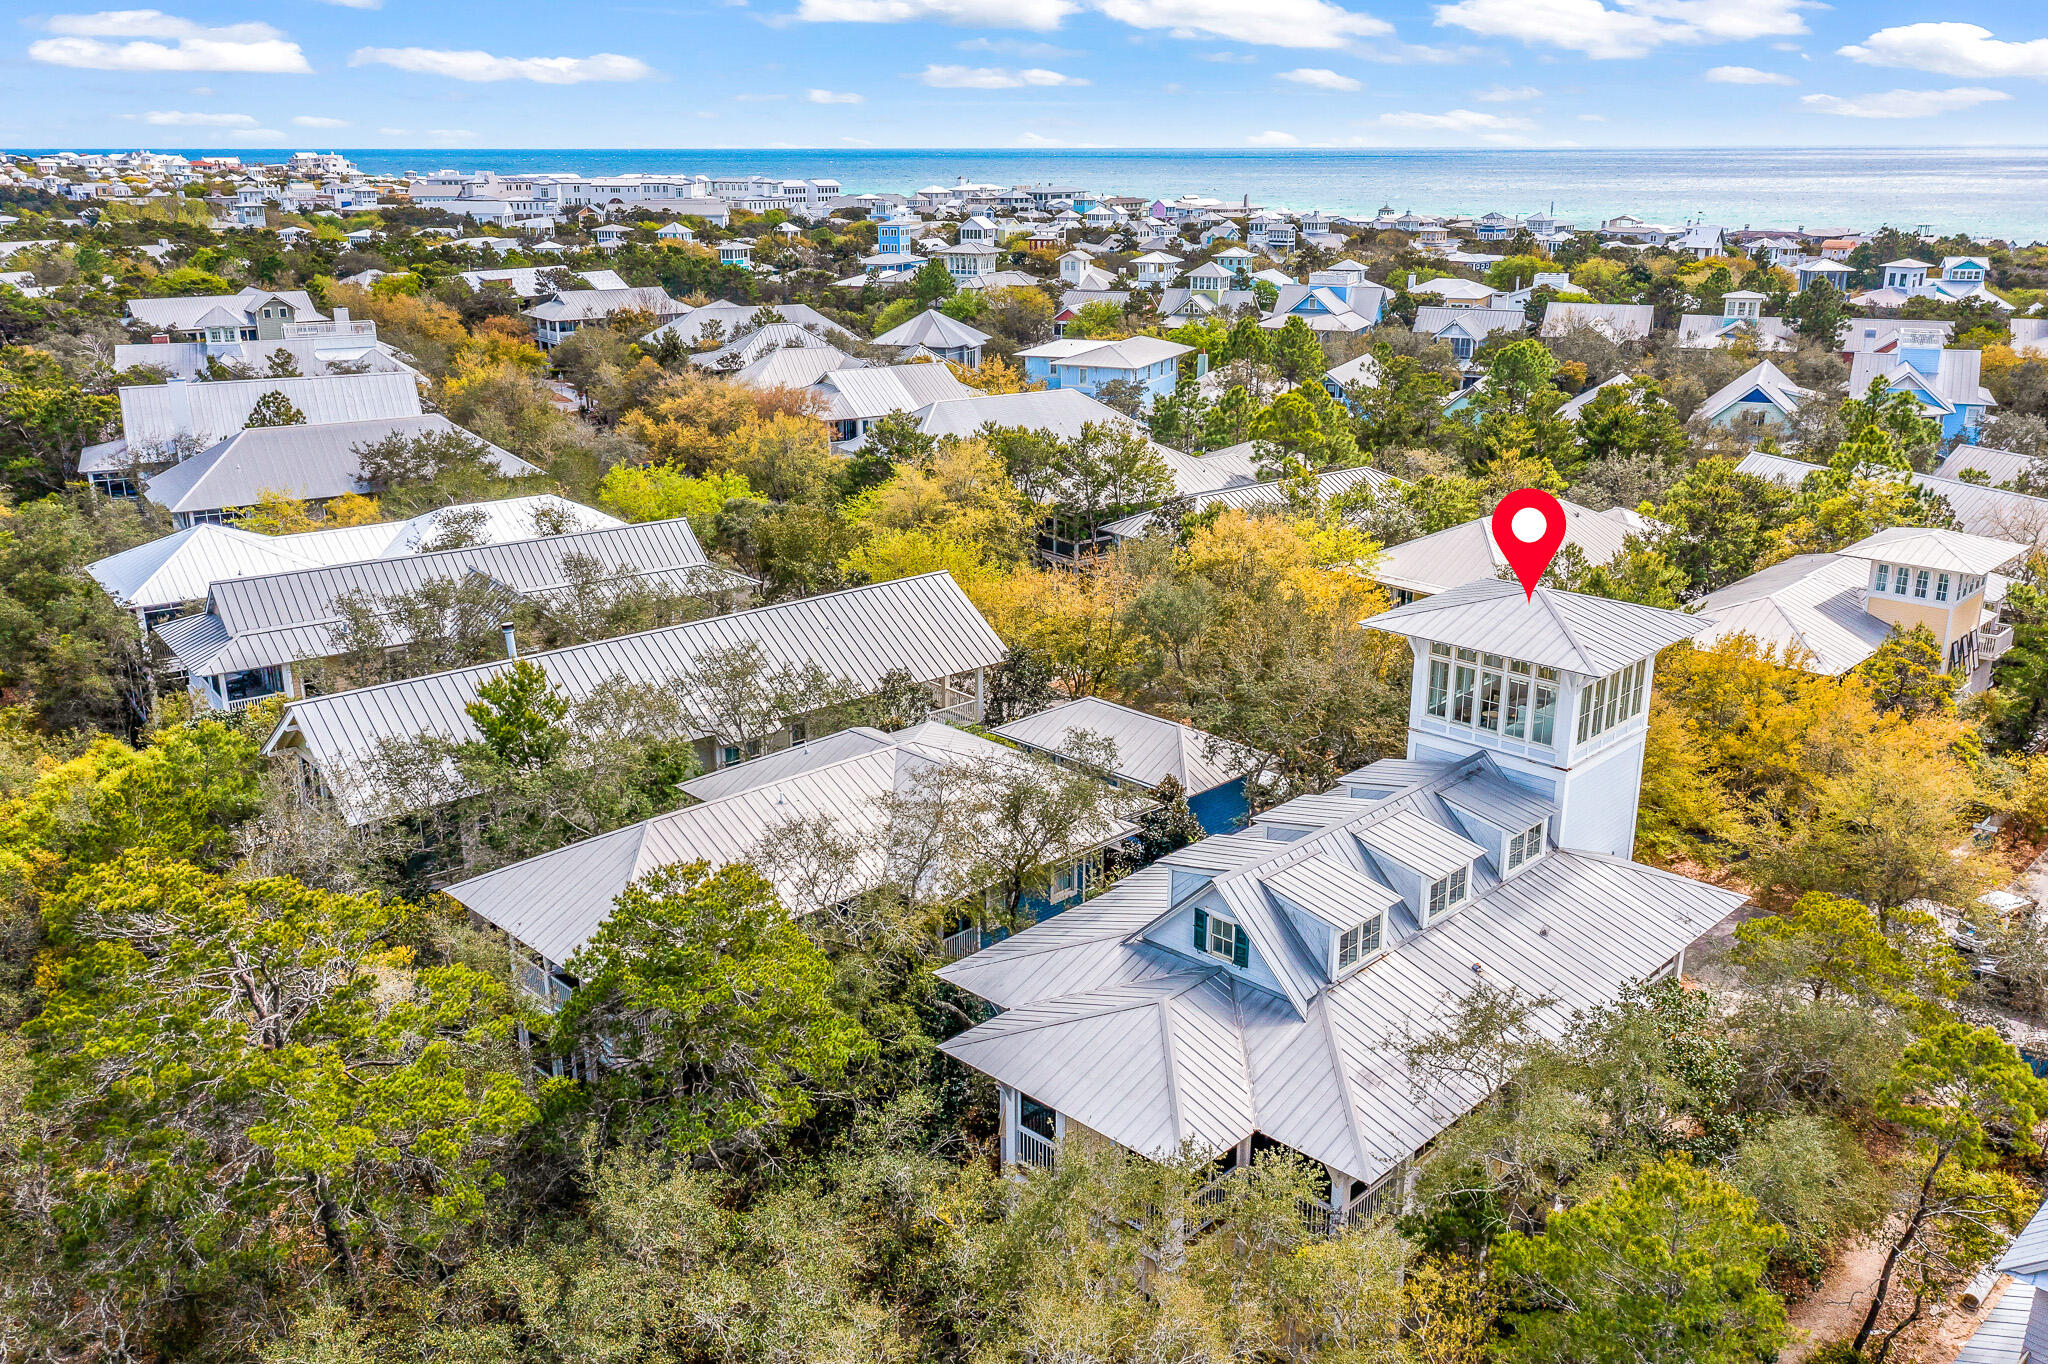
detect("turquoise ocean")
[41,146,2048,241]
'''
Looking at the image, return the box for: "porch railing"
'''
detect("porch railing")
[1014,1126,1057,1171]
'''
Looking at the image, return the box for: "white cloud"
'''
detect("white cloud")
[1377,107,1535,130]
[1434,0,1812,60]
[141,109,258,126]
[30,10,312,72]
[797,0,1077,31]
[348,47,656,82]
[1246,129,1300,144]
[1474,82,1540,99]
[807,87,864,101]
[1093,0,1390,48]
[918,63,1088,85]
[292,115,350,128]
[1704,64,1794,83]
[957,36,1079,55]
[798,0,1386,46]
[1799,86,2010,118]
[1278,67,1361,90]
[1839,23,2048,80]
[1198,50,1257,61]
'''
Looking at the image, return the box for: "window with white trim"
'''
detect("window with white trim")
[1338,915,1382,970]
[1427,643,1558,748]
[1427,866,1468,918]
[1506,820,1546,870]
[1575,659,1648,744]
[1206,915,1241,961]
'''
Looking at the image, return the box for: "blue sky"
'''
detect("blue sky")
[3,1,2047,149]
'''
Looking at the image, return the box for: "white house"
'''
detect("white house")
[936,579,1742,1214]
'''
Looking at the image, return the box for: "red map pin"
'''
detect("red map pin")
[1492,488,1568,600]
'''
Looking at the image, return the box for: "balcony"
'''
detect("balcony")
[282,318,378,340]
[1980,621,2016,662]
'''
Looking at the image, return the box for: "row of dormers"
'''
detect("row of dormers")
[1137,762,1556,1002]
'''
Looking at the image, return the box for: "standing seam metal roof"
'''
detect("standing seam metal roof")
[264,572,1008,814]
[1361,577,1713,675]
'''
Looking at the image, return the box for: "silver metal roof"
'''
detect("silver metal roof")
[1361,577,1714,676]
[872,307,992,350]
[125,287,322,333]
[1836,525,2024,576]
[1939,445,2036,487]
[938,752,1745,1181]
[142,415,535,516]
[1539,302,1655,341]
[97,370,423,467]
[1371,501,1645,598]
[2000,1196,2048,1285]
[1101,464,1393,541]
[1737,452,2048,548]
[814,364,975,422]
[523,287,684,323]
[265,572,1008,818]
[991,696,1260,795]
[446,720,1126,967]
[1949,1283,2036,1364]
[87,496,623,613]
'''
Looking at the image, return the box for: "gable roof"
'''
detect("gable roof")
[1361,577,1713,675]
[1100,464,1393,540]
[1413,306,1526,343]
[525,286,684,323]
[1699,359,1814,420]
[992,696,1260,795]
[872,307,992,350]
[125,287,322,332]
[141,414,535,516]
[263,572,1008,819]
[1847,347,1993,414]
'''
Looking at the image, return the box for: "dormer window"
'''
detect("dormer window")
[1914,570,1930,600]
[1337,916,1381,970]
[1193,907,1249,967]
[1506,820,1546,871]
[1874,564,1889,592]
[1426,867,1468,919]
[1936,573,1950,603]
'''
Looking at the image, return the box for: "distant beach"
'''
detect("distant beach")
[36,145,2048,241]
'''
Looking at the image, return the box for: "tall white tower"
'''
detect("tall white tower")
[1362,579,1714,859]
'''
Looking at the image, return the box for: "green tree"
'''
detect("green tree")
[26,854,534,1345]
[1732,891,1963,1008]
[0,347,120,491]
[1856,625,1958,717]
[244,389,307,428]
[556,860,870,1153]
[464,659,569,770]
[1784,277,1849,346]
[911,258,957,307]
[1852,1018,2048,1358]
[1272,314,1326,382]
[1492,1156,1788,1364]
[1649,457,1794,594]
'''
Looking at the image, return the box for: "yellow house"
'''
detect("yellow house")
[1836,526,2024,675]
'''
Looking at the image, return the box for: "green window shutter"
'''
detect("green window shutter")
[1232,929,1249,970]
[1193,907,1208,954]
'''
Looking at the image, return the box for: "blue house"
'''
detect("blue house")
[876,215,924,254]
[991,696,1264,838]
[1016,336,1196,407]
[1847,327,1995,443]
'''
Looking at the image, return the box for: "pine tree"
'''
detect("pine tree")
[244,389,306,427]
[464,658,569,769]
